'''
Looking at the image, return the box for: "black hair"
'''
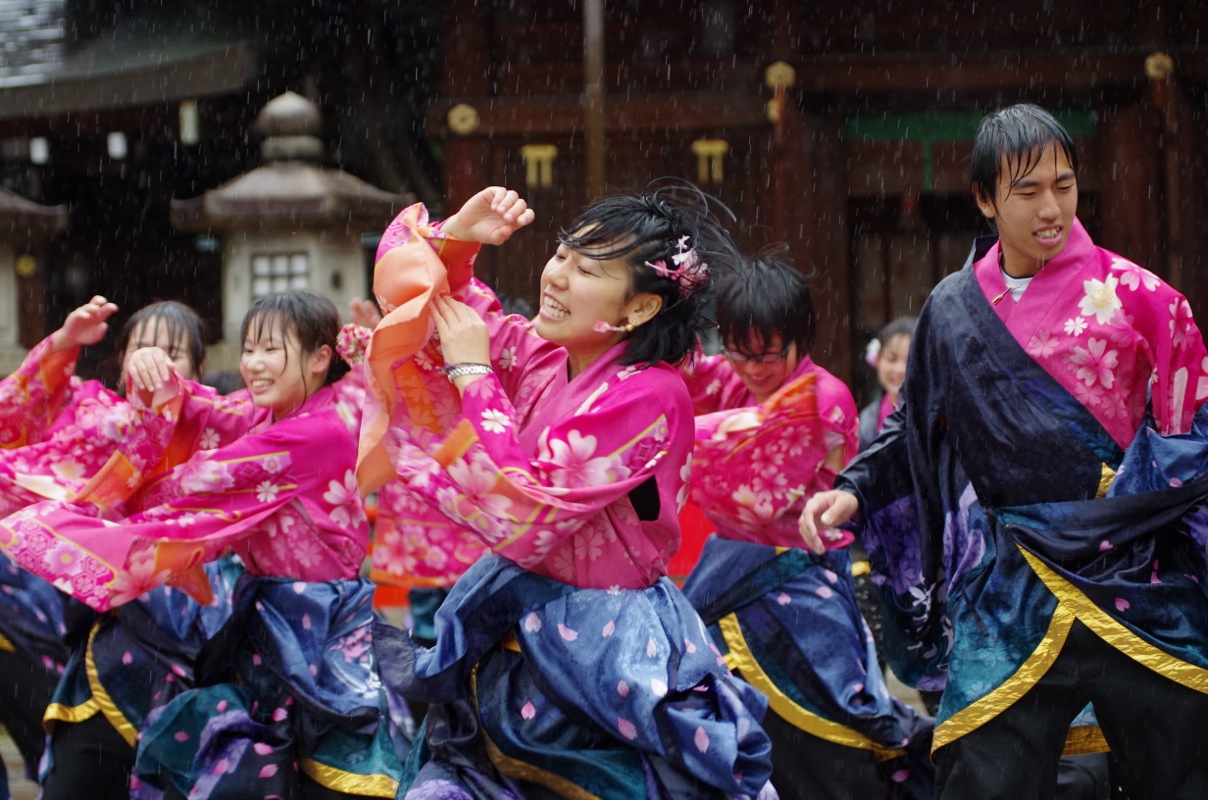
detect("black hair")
[241,291,349,387]
[971,103,1079,223]
[877,316,916,348]
[556,181,732,367]
[117,300,207,380]
[714,244,815,357]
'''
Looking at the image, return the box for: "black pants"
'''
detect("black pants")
[0,648,58,778]
[40,714,133,800]
[760,700,883,800]
[936,620,1208,800]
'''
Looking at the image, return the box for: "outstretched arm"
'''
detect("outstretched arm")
[798,490,860,554]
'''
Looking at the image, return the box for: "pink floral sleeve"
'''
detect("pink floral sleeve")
[387,368,680,572]
[689,369,858,549]
[0,335,79,448]
[0,389,365,612]
[1136,284,1208,434]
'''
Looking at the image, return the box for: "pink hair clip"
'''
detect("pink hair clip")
[646,235,709,296]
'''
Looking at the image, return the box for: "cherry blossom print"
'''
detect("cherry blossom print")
[1079,275,1123,325]
[1067,338,1119,388]
[256,481,281,503]
[617,680,629,697]
[543,429,624,488]
[1111,258,1161,292]
[557,623,579,641]
[323,470,367,529]
[44,541,86,576]
[178,457,237,495]
[694,726,711,753]
[650,678,668,697]
[1170,298,1197,350]
[521,701,536,720]
[523,612,542,633]
[109,545,173,607]
[199,427,221,450]
[498,346,517,371]
[616,717,638,740]
[602,620,616,637]
[480,408,511,434]
[1063,317,1088,336]
[1114,597,1130,613]
[1198,356,1208,402]
[445,457,514,520]
[1026,330,1060,359]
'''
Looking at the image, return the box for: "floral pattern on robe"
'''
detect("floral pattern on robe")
[687,357,858,548]
[977,218,1208,445]
[0,383,367,612]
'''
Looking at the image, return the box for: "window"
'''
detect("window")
[251,253,309,300]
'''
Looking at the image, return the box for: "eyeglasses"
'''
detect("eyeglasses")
[720,345,791,365]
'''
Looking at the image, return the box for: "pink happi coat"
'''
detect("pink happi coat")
[0,334,261,517]
[360,203,694,589]
[0,377,368,612]
[682,352,858,548]
[361,204,560,588]
[976,218,1208,445]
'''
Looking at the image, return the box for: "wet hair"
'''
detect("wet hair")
[116,300,207,380]
[240,291,349,387]
[971,103,1078,220]
[714,244,815,357]
[877,316,916,348]
[556,181,731,366]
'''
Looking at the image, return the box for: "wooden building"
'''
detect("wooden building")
[429,0,1208,392]
[2,0,1206,394]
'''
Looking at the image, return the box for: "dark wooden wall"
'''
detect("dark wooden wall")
[429,0,1208,388]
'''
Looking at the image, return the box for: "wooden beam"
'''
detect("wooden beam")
[428,92,769,138]
[793,48,1208,94]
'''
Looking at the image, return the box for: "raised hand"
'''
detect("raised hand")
[440,187,535,246]
[349,297,383,329]
[51,296,119,351]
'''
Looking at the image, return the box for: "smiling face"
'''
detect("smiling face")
[975,143,1078,278]
[535,237,659,376]
[723,332,800,403]
[121,318,199,381]
[239,314,328,421]
[876,332,910,402]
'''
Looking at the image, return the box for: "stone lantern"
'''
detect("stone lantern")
[0,186,67,374]
[172,91,409,370]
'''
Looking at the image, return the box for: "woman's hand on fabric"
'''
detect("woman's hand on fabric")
[798,490,859,555]
[431,296,491,390]
[440,187,535,246]
[52,295,118,351]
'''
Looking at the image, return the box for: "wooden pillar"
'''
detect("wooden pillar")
[441,0,494,211]
[582,0,606,203]
[1095,101,1163,275]
[781,107,853,383]
[1147,52,1187,291]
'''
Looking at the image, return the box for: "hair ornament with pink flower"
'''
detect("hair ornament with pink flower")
[645,235,709,296]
